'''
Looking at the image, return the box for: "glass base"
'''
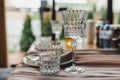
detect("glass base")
[64,65,84,74]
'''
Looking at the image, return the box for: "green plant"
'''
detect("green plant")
[101,7,107,22]
[41,18,52,36]
[87,11,93,20]
[117,13,120,24]
[20,13,35,52]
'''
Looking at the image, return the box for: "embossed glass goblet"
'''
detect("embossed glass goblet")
[51,20,62,41]
[62,9,87,74]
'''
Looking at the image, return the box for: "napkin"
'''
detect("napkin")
[75,50,120,66]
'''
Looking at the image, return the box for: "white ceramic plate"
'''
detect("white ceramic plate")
[22,50,72,67]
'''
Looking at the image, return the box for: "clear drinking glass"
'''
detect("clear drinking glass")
[62,9,87,74]
[51,20,62,40]
[36,42,63,76]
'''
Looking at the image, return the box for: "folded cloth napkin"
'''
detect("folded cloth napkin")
[75,53,120,66]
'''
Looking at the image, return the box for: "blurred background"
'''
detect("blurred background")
[5,0,120,67]
[1,0,120,79]
[0,0,120,74]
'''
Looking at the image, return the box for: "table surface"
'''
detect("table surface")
[8,49,120,80]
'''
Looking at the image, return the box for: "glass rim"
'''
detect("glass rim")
[62,9,87,13]
[35,42,63,51]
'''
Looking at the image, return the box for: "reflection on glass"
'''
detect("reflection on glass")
[66,38,73,50]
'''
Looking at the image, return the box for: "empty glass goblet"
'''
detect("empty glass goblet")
[62,9,87,74]
[51,20,62,41]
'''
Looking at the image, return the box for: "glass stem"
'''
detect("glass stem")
[72,44,76,67]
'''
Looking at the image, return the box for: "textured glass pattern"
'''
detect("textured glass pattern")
[36,42,63,76]
[62,10,87,38]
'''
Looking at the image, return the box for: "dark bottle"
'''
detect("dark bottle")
[112,26,120,48]
[99,22,105,48]
[51,33,56,41]
[95,19,103,47]
[96,26,100,47]
[112,38,119,48]
[103,20,112,48]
